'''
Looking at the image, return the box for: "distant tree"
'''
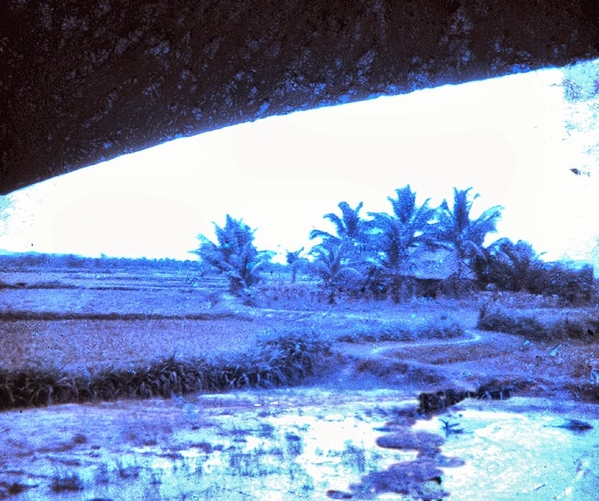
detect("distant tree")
[367,185,438,302]
[309,240,361,304]
[309,201,374,263]
[192,215,274,296]
[475,238,541,291]
[310,201,367,244]
[529,261,595,306]
[436,188,503,294]
[285,247,305,283]
[310,200,380,299]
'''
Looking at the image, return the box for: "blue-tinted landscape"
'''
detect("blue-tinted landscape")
[0,60,598,500]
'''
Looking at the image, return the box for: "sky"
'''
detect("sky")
[0,60,598,266]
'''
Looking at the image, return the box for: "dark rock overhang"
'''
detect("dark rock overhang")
[2,1,598,194]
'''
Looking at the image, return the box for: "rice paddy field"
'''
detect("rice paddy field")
[0,267,598,500]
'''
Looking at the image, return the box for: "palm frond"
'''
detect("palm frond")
[323,212,346,237]
[313,201,368,244]
[309,228,339,242]
[436,188,504,282]
[193,215,272,294]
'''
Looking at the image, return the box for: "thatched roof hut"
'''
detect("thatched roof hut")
[407,247,476,281]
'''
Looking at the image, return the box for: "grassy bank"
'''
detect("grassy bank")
[335,318,464,343]
[0,330,331,411]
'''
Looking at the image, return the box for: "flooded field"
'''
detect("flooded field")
[1,388,598,500]
[1,270,598,500]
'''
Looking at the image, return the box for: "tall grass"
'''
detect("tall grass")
[0,330,331,411]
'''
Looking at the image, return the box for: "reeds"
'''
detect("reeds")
[0,330,331,411]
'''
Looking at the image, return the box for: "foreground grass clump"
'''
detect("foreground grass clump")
[335,319,464,343]
[50,471,84,493]
[0,330,331,411]
[478,303,599,342]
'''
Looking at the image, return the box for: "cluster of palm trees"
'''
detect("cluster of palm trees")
[473,237,595,304]
[307,186,503,302]
[194,186,504,303]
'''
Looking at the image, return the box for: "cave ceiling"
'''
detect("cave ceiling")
[2,0,598,194]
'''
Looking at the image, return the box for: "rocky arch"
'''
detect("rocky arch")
[2,0,598,194]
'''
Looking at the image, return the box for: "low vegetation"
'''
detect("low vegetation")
[50,471,84,493]
[0,330,331,411]
[335,318,464,343]
[478,302,599,341]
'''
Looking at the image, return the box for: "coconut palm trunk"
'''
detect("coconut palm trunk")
[368,185,438,303]
[437,188,503,297]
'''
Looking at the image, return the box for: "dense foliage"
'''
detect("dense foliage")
[193,215,274,296]
[307,185,507,302]
[473,238,596,305]
[478,302,599,341]
[184,186,596,304]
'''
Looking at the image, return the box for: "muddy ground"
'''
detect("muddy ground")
[0,269,598,499]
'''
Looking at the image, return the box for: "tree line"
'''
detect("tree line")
[194,185,596,305]
[0,252,201,273]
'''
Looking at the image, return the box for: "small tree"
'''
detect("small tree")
[309,201,373,264]
[192,215,274,296]
[310,201,368,244]
[285,247,305,283]
[309,240,361,304]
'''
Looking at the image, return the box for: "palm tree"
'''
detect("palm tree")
[309,240,361,304]
[192,215,274,295]
[309,201,371,255]
[310,200,377,298]
[437,188,503,294]
[285,247,305,283]
[475,238,542,292]
[367,185,438,302]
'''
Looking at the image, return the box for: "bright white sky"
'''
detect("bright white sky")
[0,62,598,266]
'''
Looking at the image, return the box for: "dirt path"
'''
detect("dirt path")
[335,329,483,359]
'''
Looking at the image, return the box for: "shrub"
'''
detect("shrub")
[548,314,599,341]
[478,302,599,342]
[474,238,596,306]
[477,304,544,338]
[255,329,332,384]
[50,472,83,493]
[335,319,464,343]
[252,282,317,308]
